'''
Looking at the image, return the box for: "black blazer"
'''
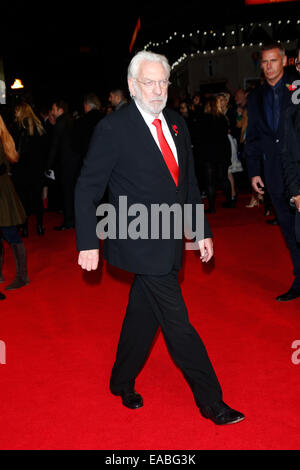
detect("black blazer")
[47,113,80,176]
[245,74,294,196]
[281,102,300,198]
[75,101,212,275]
[72,109,103,163]
[281,100,300,242]
[11,121,47,186]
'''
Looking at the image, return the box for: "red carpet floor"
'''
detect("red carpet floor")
[0,194,299,450]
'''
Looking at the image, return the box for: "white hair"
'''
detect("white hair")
[127,50,170,80]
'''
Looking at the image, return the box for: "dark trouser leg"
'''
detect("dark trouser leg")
[110,270,223,407]
[204,162,217,211]
[31,184,44,227]
[47,178,62,212]
[61,168,79,227]
[271,193,300,289]
[62,179,75,227]
[110,275,160,394]
[138,270,222,407]
[217,162,231,203]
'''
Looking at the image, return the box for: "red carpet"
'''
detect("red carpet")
[0,194,299,450]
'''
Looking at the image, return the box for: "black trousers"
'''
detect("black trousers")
[58,169,79,227]
[203,161,231,211]
[110,269,223,408]
[270,192,300,289]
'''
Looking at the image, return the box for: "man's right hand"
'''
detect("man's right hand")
[78,249,99,271]
[251,176,265,195]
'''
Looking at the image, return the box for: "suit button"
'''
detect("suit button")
[275,139,280,143]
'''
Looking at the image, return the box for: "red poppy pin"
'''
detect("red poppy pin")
[286,83,297,91]
[172,124,179,136]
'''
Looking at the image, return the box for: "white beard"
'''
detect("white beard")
[132,83,167,117]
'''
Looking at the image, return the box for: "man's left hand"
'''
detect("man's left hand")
[198,238,214,263]
[293,195,300,212]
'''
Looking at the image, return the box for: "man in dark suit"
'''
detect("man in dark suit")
[72,93,103,167]
[75,51,244,425]
[246,42,300,302]
[281,46,300,242]
[47,99,81,230]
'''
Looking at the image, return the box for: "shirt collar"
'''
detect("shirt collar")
[267,75,284,92]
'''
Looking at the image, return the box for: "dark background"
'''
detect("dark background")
[0,0,299,111]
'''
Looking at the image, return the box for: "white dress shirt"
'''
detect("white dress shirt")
[135,101,179,164]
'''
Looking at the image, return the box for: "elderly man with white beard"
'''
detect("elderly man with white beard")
[74,51,245,425]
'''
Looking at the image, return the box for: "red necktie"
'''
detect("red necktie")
[152,118,179,186]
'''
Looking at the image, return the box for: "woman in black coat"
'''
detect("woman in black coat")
[0,113,29,297]
[11,102,46,236]
[192,95,232,213]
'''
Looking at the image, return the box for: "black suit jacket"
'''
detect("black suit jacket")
[72,109,103,163]
[281,101,300,198]
[281,99,300,242]
[75,101,212,275]
[47,113,80,178]
[245,74,293,196]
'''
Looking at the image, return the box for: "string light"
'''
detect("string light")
[170,38,297,70]
[142,19,300,69]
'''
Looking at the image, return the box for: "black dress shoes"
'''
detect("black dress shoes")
[112,389,143,409]
[266,218,278,225]
[199,401,245,425]
[222,196,237,208]
[276,288,300,302]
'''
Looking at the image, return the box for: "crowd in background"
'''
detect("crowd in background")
[0,81,275,300]
[3,83,266,219]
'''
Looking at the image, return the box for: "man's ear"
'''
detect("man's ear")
[128,78,135,97]
[283,54,288,67]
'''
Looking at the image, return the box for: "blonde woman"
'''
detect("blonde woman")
[0,113,29,293]
[11,102,46,236]
[217,93,242,208]
[194,95,232,213]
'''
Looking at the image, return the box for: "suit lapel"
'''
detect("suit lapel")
[128,101,179,186]
[258,76,291,135]
[257,84,272,133]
